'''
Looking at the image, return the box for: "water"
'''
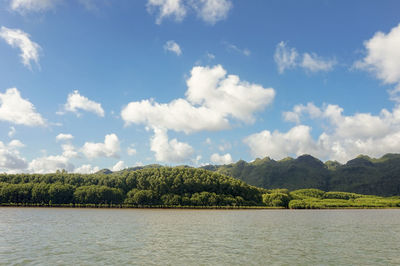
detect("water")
[1,208,400,265]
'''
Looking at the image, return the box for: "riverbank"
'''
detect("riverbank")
[1,203,400,209]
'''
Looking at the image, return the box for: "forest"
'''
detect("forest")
[204,153,400,196]
[1,167,400,209]
[0,167,264,207]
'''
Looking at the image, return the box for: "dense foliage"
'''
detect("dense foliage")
[258,188,400,209]
[0,167,264,207]
[203,153,400,196]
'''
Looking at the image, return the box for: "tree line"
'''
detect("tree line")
[0,167,264,206]
[1,167,399,208]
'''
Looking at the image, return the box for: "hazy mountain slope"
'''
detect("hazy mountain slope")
[203,154,400,196]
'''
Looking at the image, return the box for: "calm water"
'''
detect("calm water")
[1,208,400,265]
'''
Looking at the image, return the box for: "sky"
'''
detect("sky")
[0,0,400,173]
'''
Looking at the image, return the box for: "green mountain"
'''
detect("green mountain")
[204,153,400,196]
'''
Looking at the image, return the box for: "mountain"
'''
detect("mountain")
[96,154,400,196]
[202,154,400,196]
[207,155,331,191]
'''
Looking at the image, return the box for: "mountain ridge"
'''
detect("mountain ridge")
[97,153,400,196]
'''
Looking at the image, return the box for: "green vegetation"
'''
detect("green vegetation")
[284,189,400,209]
[203,153,400,196]
[0,167,264,207]
[0,167,399,209]
[259,188,400,209]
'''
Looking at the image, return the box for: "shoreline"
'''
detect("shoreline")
[1,203,399,210]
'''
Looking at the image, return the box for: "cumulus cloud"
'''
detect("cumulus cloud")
[274,41,336,74]
[147,0,186,24]
[10,0,57,13]
[0,140,27,171]
[61,144,78,158]
[28,155,74,174]
[191,0,232,24]
[354,24,400,101]
[0,88,46,126]
[111,160,125,172]
[150,127,194,163]
[62,90,105,117]
[122,98,229,134]
[244,125,320,160]
[81,133,120,159]
[147,0,232,24]
[8,139,24,149]
[246,103,400,163]
[56,133,74,142]
[122,65,274,163]
[164,40,182,56]
[0,26,41,69]
[283,102,323,124]
[186,65,274,122]
[74,164,100,174]
[122,65,275,134]
[210,152,232,164]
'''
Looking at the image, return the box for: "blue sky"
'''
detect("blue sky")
[1,0,400,173]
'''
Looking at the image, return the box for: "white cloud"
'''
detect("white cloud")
[244,125,320,160]
[192,154,202,165]
[127,145,137,156]
[147,0,186,24]
[301,53,336,73]
[0,26,41,69]
[147,0,232,24]
[8,139,24,149]
[10,0,57,13]
[186,65,274,122]
[192,0,232,24]
[150,127,194,163]
[122,65,275,134]
[354,24,400,101]
[246,103,400,163]
[56,133,74,142]
[210,152,232,164]
[111,160,125,171]
[206,52,215,60]
[28,155,74,174]
[0,88,46,126]
[0,140,27,171]
[61,144,78,158]
[63,90,105,117]
[122,98,228,133]
[8,126,16,138]
[274,41,298,74]
[274,41,336,74]
[74,164,100,174]
[226,43,251,56]
[122,65,274,163]
[164,40,182,56]
[283,102,323,123]
[205,137,212,145]
[81,133,120,159]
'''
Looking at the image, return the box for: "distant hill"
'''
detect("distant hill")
[95,154,400,196]
[203,154,400,196]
